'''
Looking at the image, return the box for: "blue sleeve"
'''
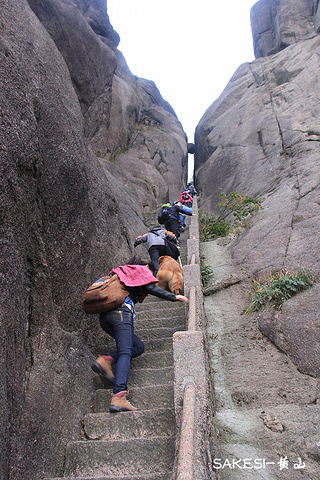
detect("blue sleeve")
[178,205,192,215]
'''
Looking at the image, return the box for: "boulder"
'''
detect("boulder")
[27,0,188,208]
[0,1,187,478]
[251,0,316,58]
[195,1,320,378]
[257,285,320,377]
[187,142,195,154]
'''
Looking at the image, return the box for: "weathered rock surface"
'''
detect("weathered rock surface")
[202,239,320,480]
[0,1,187,479]
[195,0,320,378]
[27,0,187,207]
[251,0,317,58]
[258,285,320,377]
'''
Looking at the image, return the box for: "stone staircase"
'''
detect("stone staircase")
[46,229,189,480]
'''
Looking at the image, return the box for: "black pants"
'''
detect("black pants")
[165,218,180,239]
[148,245,167,275]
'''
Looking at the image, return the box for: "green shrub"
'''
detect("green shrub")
[199,189,262,241]
[217,189,262,226]
[307,129,320,136]
[200,255,214,287]
[243,269,314,313]
[199,210,230,241]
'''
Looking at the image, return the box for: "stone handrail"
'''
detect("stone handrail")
[175,382,196,478]
[173,197,215,480]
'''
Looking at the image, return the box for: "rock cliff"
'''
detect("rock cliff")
[0,1,187,479]
[251,0,317,58]
[195,0,320,377]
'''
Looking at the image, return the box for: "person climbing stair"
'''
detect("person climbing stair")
[165,201,192,240]
[134,225,179,275]
[91,254,189,413]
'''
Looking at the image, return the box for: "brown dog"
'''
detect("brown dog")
[157,255,183,295]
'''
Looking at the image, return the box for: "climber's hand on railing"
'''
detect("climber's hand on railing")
[176,295,189,304]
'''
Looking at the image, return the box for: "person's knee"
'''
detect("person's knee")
[117,348,132,358]
[136,340,145,356]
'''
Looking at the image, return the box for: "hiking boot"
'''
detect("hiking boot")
[110,391,137,413]
[91,356,114,386]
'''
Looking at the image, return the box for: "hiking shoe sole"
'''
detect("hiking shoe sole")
[110,405,137,413]
[91,361,114,386]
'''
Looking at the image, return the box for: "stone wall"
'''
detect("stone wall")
[0,1,187,478]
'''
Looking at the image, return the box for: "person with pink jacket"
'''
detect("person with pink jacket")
[91,254,188,413]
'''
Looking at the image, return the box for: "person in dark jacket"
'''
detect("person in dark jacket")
[91,254,188,413]
[185,183,197,197]
[134,225,178,275]
[165,201,192,240]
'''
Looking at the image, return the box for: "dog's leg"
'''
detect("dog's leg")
[157,271,170,292]
[168,275,183,295]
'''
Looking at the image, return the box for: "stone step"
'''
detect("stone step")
[84,407,176,441]
[137,296,166,305]
[46,474,169,480]
[63,437,175,477]
[92,352,174,387]
[93,365,174,390]
[93,384,174,413]
[132,350,173,368]
[135,325,185,339]
[136,306,186,320]
[137,287,187,305]
[136,301,186,312]
[143,336,173,352]
[129,366,173,386]
[93,366,174,389]
[134,314,186,329]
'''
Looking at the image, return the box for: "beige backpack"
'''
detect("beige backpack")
[82,274,129,314]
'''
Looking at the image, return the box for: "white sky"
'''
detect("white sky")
[107,0,257,145]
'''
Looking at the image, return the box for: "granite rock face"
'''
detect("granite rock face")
[0,1,187,479]
[27,0,187,207]
[251,0,318,58]
[195,0,320,377]
[258,285,320,377]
